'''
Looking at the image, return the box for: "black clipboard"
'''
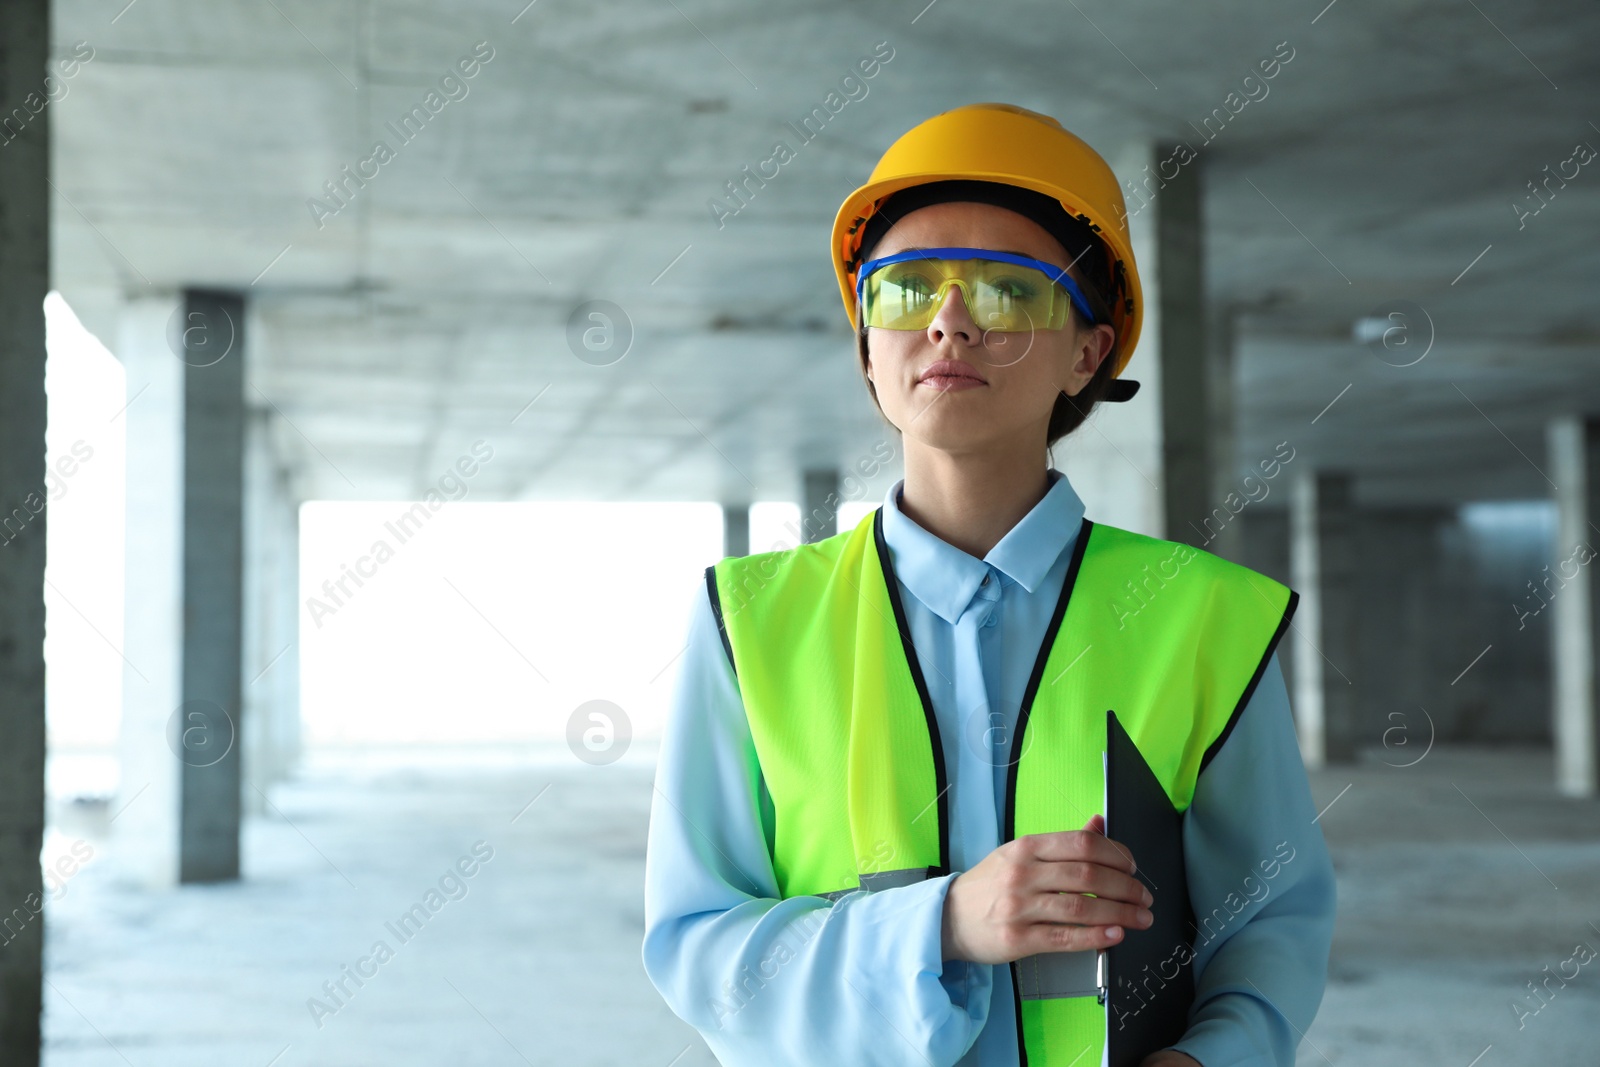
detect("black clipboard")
[1101,708,1196,1066]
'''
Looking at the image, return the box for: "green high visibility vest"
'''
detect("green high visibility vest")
[707,508,1296,1067]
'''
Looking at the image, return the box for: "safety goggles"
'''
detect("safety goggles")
[855,246,1101,333]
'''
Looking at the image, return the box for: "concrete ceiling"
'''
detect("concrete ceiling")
[48,0,1600,508]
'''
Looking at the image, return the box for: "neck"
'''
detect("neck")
[898,440,1052,559]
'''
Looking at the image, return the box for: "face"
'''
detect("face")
[861,201,1116,455]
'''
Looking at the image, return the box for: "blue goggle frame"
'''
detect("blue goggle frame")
[855,246,1101,328]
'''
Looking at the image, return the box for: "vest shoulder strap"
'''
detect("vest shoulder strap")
[1065,519,1298,791]
[707,514,871,675]
[709,511,936,899]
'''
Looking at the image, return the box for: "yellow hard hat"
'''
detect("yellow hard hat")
[831,102,1143,382]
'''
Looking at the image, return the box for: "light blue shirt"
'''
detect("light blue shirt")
[642,469,1336,1066]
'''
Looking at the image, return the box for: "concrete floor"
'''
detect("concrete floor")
[39,743,1600,1066]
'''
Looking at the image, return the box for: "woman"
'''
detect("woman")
[643,103,1336,1067]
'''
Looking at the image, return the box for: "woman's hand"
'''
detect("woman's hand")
[1140,1051,1202,1067]
[941,813,1154,964]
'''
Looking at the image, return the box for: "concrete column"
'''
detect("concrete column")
[1141,141,1236,556]
[1151,139,1215,551]
[117,290,248,885]
[0,1,50,1058]
[268,498,301,781]
[722,502,749,558]
[1288,473,1324,767]
[1199,306,1242,563]
[801,468,839,544]
[1547,415,1598,797]
[1238,506,1294,698]
[243,409,301,814]
[1290,469,1359,766]
[1053,140,1163,537]
[179,290,246,882]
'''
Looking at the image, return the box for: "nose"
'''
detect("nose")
[926,281,980,346]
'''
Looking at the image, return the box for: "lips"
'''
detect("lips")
[917,360,988,386]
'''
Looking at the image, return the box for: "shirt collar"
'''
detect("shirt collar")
[879,468,1087,624]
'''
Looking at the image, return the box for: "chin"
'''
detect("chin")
[900,416,1001,455]
[892,398,1052,453]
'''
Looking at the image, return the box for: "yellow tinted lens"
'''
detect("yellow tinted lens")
[863,259,1068,331]
[967,261,1068,331]
[868,263,947,329]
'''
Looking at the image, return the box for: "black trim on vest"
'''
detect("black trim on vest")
[1003,516,1095,1067]
[1196,587,1300,777]
[872,508,952,881]
[704,564,737,677]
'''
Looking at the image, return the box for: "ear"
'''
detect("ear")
[1075,323,1116,377]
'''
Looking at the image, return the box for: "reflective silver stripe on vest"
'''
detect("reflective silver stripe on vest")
[815,867,934,902]
[1014,948,1104,1001]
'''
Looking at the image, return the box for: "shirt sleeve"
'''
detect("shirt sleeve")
[1165,649,1339,1067]
[641,573,991,1067]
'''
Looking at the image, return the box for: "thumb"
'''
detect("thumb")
[1083,813,1105,836]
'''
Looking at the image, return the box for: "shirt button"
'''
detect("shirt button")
[981,573,991,586]
[983,612,997,628]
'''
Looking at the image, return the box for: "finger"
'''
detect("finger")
[1033,887,1153,932]
[1017,828,1138,877]
[1029,858,1152,908]
[1015,918,1128,956]
[1084,829,1142,877]
[1077,816,1144,891]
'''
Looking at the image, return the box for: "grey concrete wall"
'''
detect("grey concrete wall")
[0,2,49,1061]
[1435,502,1554,745]
[1241,502,1555,751]
[1363,507,1488,745]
